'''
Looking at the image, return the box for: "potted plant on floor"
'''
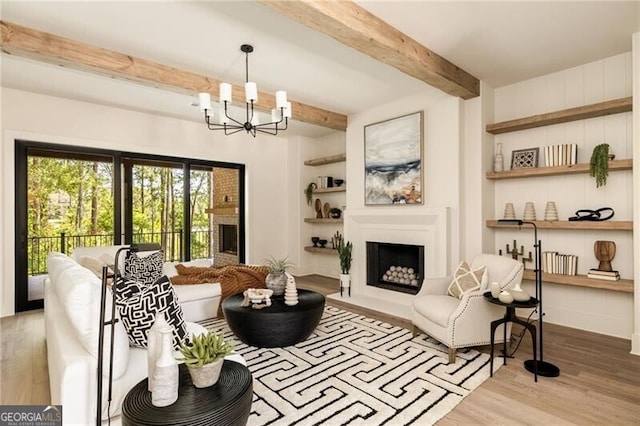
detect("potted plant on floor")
[263,256,294,296]
[177,332,234,388]
[337,239,352,297]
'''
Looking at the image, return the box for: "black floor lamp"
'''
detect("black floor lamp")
[498,219,560,378]
[96,243,161,425]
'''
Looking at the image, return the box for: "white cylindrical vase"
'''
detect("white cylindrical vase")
[151,325,178,407]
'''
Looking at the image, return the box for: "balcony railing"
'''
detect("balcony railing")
[27,230,216,276]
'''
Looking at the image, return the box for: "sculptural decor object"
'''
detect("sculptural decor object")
[240,288,274,309]
[594,240,616,272]
[568,207,614,221]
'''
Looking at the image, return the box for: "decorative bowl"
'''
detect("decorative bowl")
[510,288,530,302]
[334,179,345,187]
[498,290,514,304]
[318,239,328,248]
[311,237,320,247]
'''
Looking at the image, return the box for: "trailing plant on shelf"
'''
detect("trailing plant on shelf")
[304,182,317,206]
[589,143,610,188]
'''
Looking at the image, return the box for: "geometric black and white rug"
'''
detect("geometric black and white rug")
[200,306,496,426]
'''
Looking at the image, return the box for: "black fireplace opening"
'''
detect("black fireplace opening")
[219,224,238,255]
[366,241,424,295]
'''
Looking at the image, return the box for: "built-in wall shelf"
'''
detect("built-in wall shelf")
[486,159,632,180]
[304,246,338,255]
[486,97,632,135]
[523,270,633,293]
[304,218,343,224]
[304,153,346,166]
[487,220,632,231]
[312,186,346,194]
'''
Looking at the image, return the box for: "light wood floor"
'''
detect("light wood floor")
[2,275,639,425]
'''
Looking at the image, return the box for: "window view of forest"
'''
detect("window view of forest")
[27,156,215,275]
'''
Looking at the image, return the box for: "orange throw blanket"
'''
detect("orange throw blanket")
[170,264,268,317]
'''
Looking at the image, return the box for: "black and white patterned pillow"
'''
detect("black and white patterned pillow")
[124,250,164,287]
[115,275,187,349]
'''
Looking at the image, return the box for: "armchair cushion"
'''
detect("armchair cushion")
[446,261,487,299]
[413,295,459,327]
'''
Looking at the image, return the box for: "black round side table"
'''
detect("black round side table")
[122,361,252,426]
[222,289,325,348]
[483,291,539,382]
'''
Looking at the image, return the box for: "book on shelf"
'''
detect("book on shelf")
[542,251,578,276]
[544,143,578,167]
[587,273,620,281]
[587,269,620,277]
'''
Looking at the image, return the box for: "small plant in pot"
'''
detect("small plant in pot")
[263,256,294,296]
[328,207,342,219]
[337,239,352,297]
[177,332,234,388]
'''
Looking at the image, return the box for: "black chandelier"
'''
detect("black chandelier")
[198,44,291,137]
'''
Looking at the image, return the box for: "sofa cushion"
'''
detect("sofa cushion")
[124,250,164,286]
[115,275,187,349]
[447,260,487,299]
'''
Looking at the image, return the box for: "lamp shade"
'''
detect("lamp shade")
[219,83,232,103]
[198,93,211,111]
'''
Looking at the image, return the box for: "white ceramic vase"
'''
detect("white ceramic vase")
[151,325,178,407]
[498,290,514,304]
[490,281,501,298]
[509,282,531,302]
[147,311,168,391]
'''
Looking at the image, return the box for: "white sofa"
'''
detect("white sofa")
[72,245,221,322]
[45,249,237,425]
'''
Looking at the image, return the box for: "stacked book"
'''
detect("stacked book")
[544,144,578,167]
[587,269,620,281]
[542,251,578,275]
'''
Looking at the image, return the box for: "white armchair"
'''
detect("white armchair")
[411,254,524,363]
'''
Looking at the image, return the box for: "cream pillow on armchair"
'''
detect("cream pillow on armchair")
[446,260,487,298]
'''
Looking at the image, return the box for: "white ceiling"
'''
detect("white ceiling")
[1,1,638,138]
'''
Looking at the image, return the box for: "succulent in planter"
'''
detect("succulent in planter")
[177,332,234,387]
[589,143,610,188]
[263,256,295,296]
[304,182,317,206]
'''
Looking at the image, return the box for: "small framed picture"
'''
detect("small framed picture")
[511,148,539,169]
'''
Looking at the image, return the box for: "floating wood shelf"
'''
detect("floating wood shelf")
[486,220,632,231]
[523,270,633,293]
[205,207,238,215]
[486,159,632,180]
[486,97,632,135]
[304,246,338,255]
[304,218,343,224]
[304,153,346,166]
[312,186,346,194]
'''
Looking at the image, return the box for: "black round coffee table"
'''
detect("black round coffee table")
[222,289,325,347]
[122,361,252,426]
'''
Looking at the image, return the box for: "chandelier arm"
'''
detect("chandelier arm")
[255,127,279,136]
[224,126,246,136]
[221,101,245,128]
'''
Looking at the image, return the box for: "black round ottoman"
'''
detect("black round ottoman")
[122,361,252,426]
[222,289,325,348]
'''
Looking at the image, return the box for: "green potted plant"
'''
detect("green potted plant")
[304,182,317,206]
[589,143,610,188]
[337,239,352,297]
[177,332,234,388]
[263,256,294,296]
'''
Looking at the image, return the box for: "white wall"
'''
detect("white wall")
[491,52,634,339]
[344,88,463,287]
[296,131,346,278]
[0,88,291,317]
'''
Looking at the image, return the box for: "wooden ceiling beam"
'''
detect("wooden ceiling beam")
[259,0,480,100]
[0,20,347,131]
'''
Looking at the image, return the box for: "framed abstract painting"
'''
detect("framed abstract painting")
[364,111,423,205]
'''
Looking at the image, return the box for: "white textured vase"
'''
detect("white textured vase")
[284,273,299,306]
[490,281,501,298]
[147,312,168,391]
[494,143,504,172]
[151,325,178,407]
[340,274,350,288]
[498,290,514,304]
[509,282,531,302]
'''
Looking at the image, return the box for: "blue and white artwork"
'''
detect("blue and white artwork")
[364,111,423,205]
